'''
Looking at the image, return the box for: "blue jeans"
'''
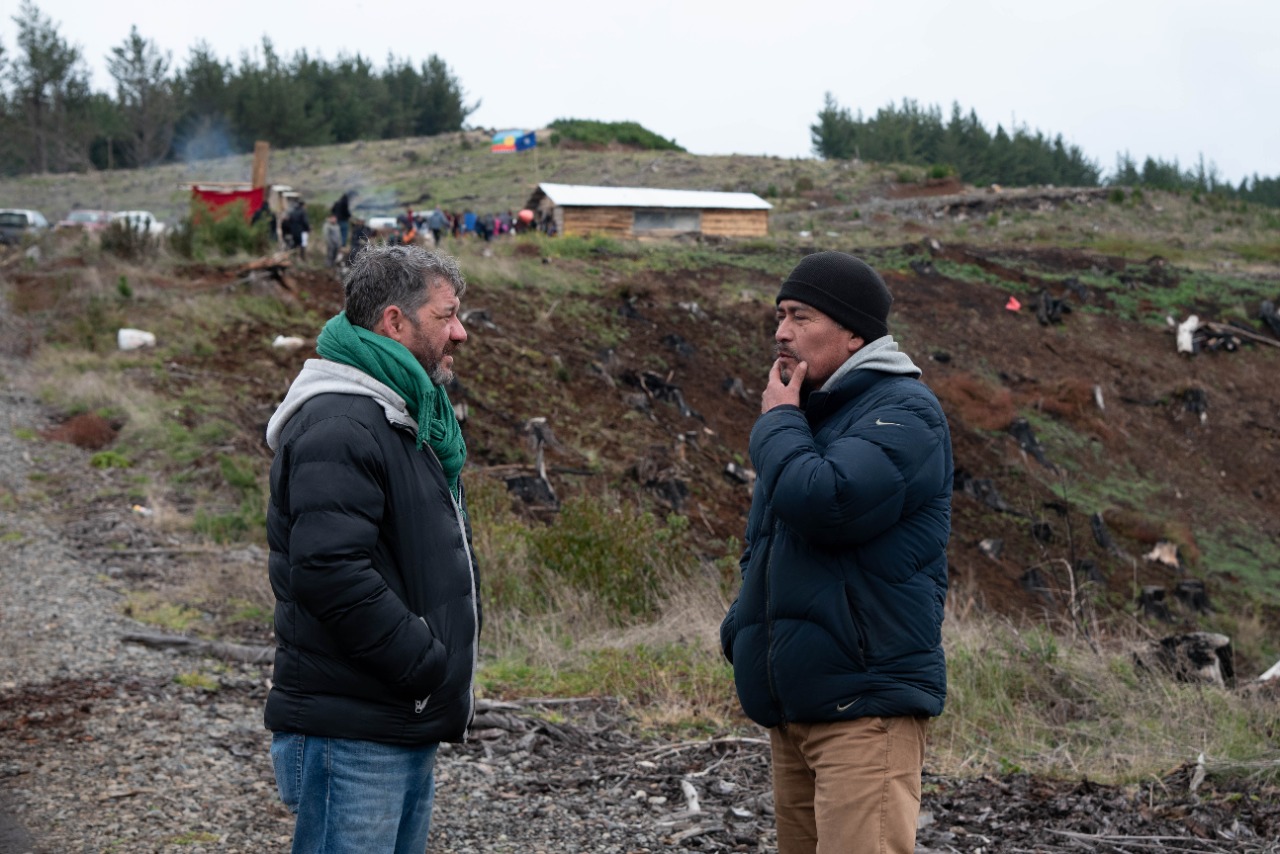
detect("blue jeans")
[271,732,439,854]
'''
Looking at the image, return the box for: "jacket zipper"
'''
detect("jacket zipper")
[763,517,785,725]
[417,432,480,743]
[451,484,479,743]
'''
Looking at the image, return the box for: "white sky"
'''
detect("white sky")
[3,0,1277,185]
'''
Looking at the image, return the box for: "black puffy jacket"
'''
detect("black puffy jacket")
[720,356,952,728]
[265,384,478,745]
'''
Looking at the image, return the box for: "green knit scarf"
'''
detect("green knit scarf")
[316,311,466,502]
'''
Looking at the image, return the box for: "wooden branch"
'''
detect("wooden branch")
[1045,829,1237,851]
[83,547,221,556]
[639,736,769,759]
[512,696,618,706]
[1203,321,1280,347]
[122,632,274,664]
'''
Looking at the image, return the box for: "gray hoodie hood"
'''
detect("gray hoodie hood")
[821,335,922,391]
[265,359,417,450]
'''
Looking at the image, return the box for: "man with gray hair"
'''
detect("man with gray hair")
[264,243,478,852]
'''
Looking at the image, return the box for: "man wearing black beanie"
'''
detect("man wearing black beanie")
[721,251,953,854]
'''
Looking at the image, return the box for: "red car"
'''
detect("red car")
[55,209,112,232]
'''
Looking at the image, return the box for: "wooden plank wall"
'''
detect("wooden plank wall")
[562,207,633,237]
[702,209,769,238]
[559,206,769,238]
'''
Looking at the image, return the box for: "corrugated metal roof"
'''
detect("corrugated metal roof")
[536,183,772,210]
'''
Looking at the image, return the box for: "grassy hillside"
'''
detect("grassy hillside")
[4,129,1277,272]
[2,136,1278,785]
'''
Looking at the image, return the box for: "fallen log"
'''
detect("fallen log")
[1203,321,1280,348]
[122,632,274,664]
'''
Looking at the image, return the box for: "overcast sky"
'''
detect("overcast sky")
[3,0,1277,185]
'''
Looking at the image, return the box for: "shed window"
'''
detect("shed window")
[633,209,701,232]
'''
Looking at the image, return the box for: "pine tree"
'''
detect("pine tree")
[106,26,178,167]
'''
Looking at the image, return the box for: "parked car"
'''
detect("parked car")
[55,209,112,232]
[110,210,167,236]
[0,208,52,245]
[366,215,399,232]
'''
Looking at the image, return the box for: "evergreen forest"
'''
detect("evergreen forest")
[2,0,1277,208]
[810,92,1280,207]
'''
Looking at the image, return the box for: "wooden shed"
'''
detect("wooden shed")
[525,183,771,239]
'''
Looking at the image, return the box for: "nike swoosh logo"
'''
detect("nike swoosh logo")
[836,698,861,712]
[875,419,902,427]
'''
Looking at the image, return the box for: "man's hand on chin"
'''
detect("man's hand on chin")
[762,358,806,413]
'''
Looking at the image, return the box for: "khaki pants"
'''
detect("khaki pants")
[769,716,928,854]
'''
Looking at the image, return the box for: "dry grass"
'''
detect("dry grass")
[932,615,1279,782]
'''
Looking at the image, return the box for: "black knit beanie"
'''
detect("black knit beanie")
[776,251,892,341]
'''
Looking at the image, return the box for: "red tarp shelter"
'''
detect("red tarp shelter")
[191,186,264,222]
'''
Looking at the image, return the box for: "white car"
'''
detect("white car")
[366,215,399,232]
[110,210,168,236]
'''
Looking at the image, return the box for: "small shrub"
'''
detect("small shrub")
[167,219,195,258]
[89,451,132,469]
[526,494,698,621]
[100,220,155,261]
[175,200,271,258]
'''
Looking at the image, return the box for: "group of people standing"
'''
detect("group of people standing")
[264,241,954,853]
[260,189,554,274]
[396,205,538,244]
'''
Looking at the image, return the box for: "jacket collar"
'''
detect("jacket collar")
[803,335,921,419]
[265,358,417,450]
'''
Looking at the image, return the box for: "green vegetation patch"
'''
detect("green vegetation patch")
[124,593,203,632]
[1196,524,1280,605]
[479,643,736,731]
[549,119,685,152]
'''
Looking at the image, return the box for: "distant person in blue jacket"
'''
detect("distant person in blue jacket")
[720,251,953,854]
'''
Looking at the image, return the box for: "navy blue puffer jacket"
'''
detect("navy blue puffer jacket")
[720,363,952,727]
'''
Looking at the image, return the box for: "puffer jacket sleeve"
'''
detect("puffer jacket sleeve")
[284,414,447,699]
[749,392,948,547]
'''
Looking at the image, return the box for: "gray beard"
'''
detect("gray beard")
[428,362,453,385]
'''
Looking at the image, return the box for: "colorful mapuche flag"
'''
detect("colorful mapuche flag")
[492,130,537,153]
